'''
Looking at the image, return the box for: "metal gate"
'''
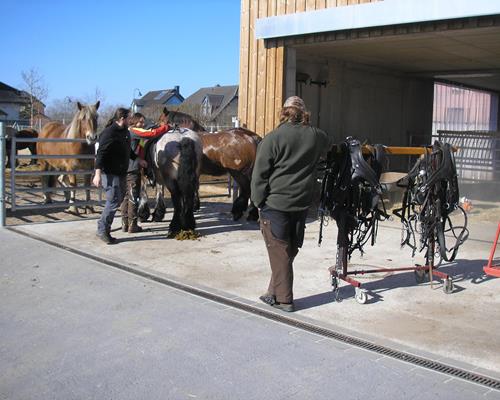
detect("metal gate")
[436,130,500,183]
[0,122,236,225]
[0,122,103,215]
[410,130,500,183]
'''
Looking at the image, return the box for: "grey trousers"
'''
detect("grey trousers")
[259,206,308,304]
[97,174,126,235]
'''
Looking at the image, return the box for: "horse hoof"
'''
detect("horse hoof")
[152,212,165,222]
[232,212,243,221]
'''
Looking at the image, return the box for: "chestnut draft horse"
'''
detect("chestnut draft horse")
[159,108,260,221]
[5,127,38,167]
[36,101,100,213]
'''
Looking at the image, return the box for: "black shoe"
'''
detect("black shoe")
[96,232,117,245]
[259,294,276,306]
[259,294,295,312]
[128,223,143,233]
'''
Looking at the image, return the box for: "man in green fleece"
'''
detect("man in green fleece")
[251,96,335,312]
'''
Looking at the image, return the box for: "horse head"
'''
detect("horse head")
[70,101,100,144]
[161,107,206,132]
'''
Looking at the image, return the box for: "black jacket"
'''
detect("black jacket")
[95,122,136,176]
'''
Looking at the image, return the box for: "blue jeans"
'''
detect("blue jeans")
[97,174,126,235]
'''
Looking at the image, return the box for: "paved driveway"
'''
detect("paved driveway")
[1,228,499,399]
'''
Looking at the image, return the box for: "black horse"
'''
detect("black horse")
[144,127,203,235]
[5,127,38,167]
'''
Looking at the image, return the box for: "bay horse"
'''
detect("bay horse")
[144,127,203,235]
[36,101,100,213]
[5,127,38,167]
[159,108,260,221]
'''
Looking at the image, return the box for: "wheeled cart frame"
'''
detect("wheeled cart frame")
[483,222,500,278]
[329,235,454,304]
[326,145,459,304]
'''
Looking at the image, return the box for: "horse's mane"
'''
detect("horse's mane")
[66,104,98,138]
[164,109,206,132]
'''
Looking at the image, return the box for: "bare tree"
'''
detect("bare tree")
[81,86,106,105]
[141,103,169,124]
[20,67,48,126]
[97,103,127,131]
[45,97,76,124]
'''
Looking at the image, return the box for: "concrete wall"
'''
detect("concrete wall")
[296,57,434,149]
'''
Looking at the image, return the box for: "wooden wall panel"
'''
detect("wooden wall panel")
[246,0,258,133]
[274,0,287,131]
[305,0,316,11]
[264,1,278,133]
[255,0,269,134]
[238,0,250,127]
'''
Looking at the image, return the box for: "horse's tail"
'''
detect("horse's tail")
[178,137,199,218]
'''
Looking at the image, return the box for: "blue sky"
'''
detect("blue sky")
[1,0,241,107]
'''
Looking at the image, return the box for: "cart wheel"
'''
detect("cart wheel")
[443,277,454,294]
[414,268,427,284]
[355,287,367,304]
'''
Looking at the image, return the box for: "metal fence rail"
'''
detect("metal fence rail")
[1,126,235,220]
[436,130,500,182]
[410,130,500,183]
[6,134,102,212]
[0,123,6,226]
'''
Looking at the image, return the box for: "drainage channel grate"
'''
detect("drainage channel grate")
[11,227,500,392]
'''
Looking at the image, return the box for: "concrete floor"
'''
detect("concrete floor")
[10,198,500,378]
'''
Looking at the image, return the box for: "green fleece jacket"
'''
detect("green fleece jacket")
[251,122,335,212]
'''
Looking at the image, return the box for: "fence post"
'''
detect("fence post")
[0,122,6,227]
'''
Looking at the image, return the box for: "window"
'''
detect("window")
[445,108,464,123]
[154,91,168,100]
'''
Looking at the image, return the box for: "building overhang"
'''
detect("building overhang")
[255,0,500,40]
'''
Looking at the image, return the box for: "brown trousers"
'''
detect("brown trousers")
[259,206,307,304]
[120,171,142,223]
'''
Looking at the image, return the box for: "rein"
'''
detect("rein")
[393,141,469,263]
[318,137,388,256]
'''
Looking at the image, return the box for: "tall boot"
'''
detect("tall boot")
[128,218,143,233]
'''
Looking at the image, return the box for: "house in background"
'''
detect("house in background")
[132,86,184,117]
[0,81,47,129]
[181,84,238,132]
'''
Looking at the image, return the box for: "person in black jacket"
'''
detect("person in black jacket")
[93,107,140,244]
[251,96,335,312]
